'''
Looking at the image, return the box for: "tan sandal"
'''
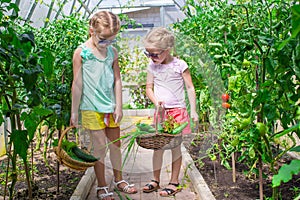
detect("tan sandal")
[113,180,137,194]
[96,186,114,200]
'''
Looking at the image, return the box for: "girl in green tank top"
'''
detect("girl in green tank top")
[70,11,137,200]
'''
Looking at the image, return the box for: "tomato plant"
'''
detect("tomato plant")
[0,2,56,198]
[0,4,88,197]
[174,0,300,199]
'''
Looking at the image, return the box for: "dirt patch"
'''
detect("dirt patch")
[185,132,300,200]
[0,149,84,200]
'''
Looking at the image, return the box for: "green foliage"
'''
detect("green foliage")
[117,38,152,108]
[272,160,300,187]
[0,2,88,198]
[31,13,88,129]
[118,37,148,83]
[10,130,29,161]
[174,0,299,198]
[128,85,153,109]
[290,144,300,153]
[136,123,155,133]
[272,145,300,187]
[0,1,54,197]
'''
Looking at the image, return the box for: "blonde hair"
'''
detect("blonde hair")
[89,11,120,36]
[143,27,175,50]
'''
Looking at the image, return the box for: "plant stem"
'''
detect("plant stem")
[259,156,263,200]
[57,128,62,195]
[4,136,12,200]
[23,159,33,199]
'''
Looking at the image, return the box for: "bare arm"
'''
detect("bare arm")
[112,47,122,123]
[70,48,83,126]
[182,68,199,122]
[146,71,161,106]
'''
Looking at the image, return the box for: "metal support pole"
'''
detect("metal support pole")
[160,6,165,27]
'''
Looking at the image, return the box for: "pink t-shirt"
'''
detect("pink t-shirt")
[147,57,188,108]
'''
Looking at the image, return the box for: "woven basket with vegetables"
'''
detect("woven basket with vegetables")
[53,126,98,171]
[135,114,188,150]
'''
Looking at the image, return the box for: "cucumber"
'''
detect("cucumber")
[147,127,156,133]
[172,122,188,134]
[60,140,77,153]
[72,146,99,162]
[70,155,86,162]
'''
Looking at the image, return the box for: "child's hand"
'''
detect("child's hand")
[70,112,79,127]
[190,110,199,122]
[156,101,164,112]
[114,109,123,124]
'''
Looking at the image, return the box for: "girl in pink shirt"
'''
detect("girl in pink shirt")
[142,27,199,197]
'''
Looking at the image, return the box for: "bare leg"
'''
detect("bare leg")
[106,127,122,181]
[143,149,164,191]
[90,129,114,199]
[106,127,137,193]
[170,145,182,184]
[159,145,182,196]
[153,149,164,182]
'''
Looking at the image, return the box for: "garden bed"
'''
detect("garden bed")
[186,132,300,200]
[0,149,84,200]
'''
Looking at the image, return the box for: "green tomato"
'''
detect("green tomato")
[210,155,217,161]
[256,122,267,136]
[242,59,251,67]
[220,132,227,138]
[239,117,251,130]
[249,147,256,159]
[231,138,239,147]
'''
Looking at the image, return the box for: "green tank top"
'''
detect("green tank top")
[79,45,115,113]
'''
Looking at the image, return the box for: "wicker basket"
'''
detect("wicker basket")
[135,104,183,150]
[53,126,96,171]
[136,133,182,150]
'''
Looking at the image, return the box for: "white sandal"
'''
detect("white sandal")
[96,186,114,200]
[113,180,137,194]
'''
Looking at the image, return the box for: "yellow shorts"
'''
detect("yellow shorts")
[81,111,119,130]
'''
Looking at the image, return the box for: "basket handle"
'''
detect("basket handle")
[155,103,165,135]
[57,126,76,157]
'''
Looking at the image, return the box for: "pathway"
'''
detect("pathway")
[71,110,215,200]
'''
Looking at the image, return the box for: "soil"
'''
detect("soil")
[186,132,300,200]
[1,130,299,200]
[0,148,84,200]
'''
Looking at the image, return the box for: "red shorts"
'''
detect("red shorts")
[154,107,191,135]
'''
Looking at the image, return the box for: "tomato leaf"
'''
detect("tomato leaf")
[10,130,29,161]
[272,160,300,187]
[290,145,300,152]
